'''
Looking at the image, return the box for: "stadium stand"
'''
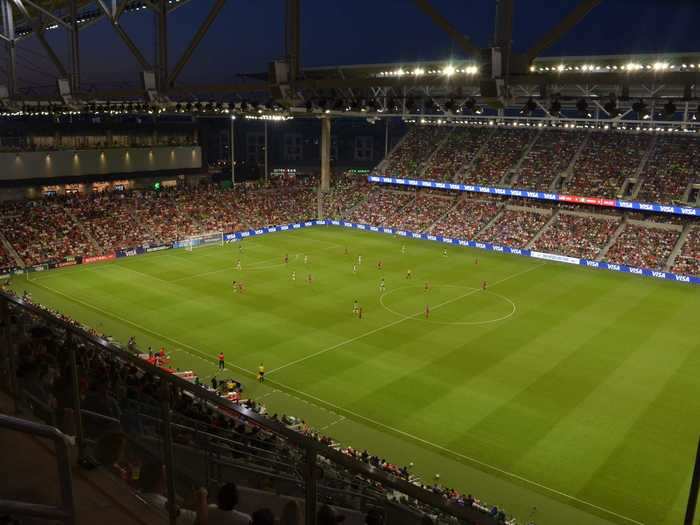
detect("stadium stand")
[380,126,450,178]
[0,199,95,265]
[604,224,680,270]
[514,129,580,190]
[476,208,550,248]
[672,227,700,277]
[531,213,620,260]
[566,131,652,198]
[423,127,490,181]
[467,128,537,186]
[429,197,501,240]
[393,193,457,232]
[322,177,373,219]
[637,135,700,204]
[346,188,414,227]
[69,193,154,253]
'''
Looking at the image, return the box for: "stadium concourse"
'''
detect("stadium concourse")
[1,123,699,525]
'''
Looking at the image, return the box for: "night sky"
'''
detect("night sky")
[7,0,700,90]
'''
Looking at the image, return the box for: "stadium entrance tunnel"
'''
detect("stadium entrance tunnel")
[379,284,516,326]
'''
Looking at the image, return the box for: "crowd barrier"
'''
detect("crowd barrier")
[368,175,700,218]
[3,219,697,285]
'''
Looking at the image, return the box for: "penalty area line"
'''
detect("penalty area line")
[267,262,547,375]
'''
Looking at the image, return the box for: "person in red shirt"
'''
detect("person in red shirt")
[218,352,225,371]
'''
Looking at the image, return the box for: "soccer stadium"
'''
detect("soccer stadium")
[0,2,699,525]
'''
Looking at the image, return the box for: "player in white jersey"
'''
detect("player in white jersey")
[353,264,357,274]
[379,278,385,293]
[236,259,242,270]
[357,255,362,265]
[304,255,308,264]
[291,271,296,281]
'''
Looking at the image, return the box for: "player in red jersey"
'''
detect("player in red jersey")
[218,352,225,371]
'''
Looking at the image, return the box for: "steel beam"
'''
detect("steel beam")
[156,0,168,92]
[1,0,16,95]
[168,0,226,86]
[525,0,602,63]
[413,0,480,57]
[12,0,68,78]
[493,0,514,79]
[19,0,73,31]
[285,0,300,83]
[94,0,153,72]
[68,0,80,92]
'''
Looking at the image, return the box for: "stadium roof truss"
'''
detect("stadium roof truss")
[0,0,698,126]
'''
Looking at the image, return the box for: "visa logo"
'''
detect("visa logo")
[652,271,666,278]
[676,275,690,282]
[608,264,621,271]
[510,249,522,255]
[476,242,486,249]
[630,267,643,275]
[587,261,599,268]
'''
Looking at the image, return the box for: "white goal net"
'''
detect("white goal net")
[183,232,224,251]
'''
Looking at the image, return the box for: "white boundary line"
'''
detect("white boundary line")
[27,279,256,378]
[263,376,644,525]
[27,262,644,525]
[267,262,545,375]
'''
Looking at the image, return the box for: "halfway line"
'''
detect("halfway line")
[267,262,545,375]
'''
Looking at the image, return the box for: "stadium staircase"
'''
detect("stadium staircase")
[67,209,103,254]
[596,216,628,261]
[665,223,694,271]
[416,127,454,179]
[628,134,658,199]
[559,130,592,193]
[0,232,24,268]
[0,392,167,525]
[425,194,464,234]
[681,181,700,206]
[475,204,506,237]
[374,127,412,175]
[526,210,560,249]
[455,127,497,182]
[505,128,544,187]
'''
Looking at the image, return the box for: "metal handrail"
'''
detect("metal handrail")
[0,291,501,525]
[0,414,76,525]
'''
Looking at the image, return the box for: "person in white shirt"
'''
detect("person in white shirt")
[207,482,252,525]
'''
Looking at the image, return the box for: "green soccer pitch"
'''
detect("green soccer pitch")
[13,226,700,525]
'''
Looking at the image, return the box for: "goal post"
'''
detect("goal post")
[183,231,224,252]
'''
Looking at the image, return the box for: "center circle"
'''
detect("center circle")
[379,284,516,326]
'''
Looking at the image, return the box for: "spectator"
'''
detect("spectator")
[251,508,275,525]
[365,508,384,525]
[139,461,208,525]
[280,500,300,525]
[208,482,251,525]
[318,504,345,524]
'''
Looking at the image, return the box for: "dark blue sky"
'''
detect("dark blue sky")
[11,0,700,88]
